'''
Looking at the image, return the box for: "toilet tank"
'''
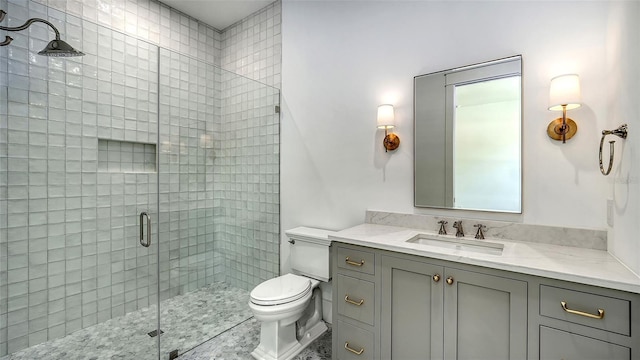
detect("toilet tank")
[286,227,335,282]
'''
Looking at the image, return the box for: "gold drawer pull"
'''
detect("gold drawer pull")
[561,301,605,320]
[345,257,365,267]
[344,295,365,306]
[344,342,365,355]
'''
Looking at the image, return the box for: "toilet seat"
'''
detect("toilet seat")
[250,273,312,306]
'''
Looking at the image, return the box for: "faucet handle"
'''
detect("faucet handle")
[473,224,487,239]
[453,220,464,237]
[437,220,448,235]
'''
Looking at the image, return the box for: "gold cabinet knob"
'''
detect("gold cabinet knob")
[433,274,441,283]
[446,276,454,285]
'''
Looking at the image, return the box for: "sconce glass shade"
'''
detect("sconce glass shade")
[548,74,581,111]
[377,104,395,129]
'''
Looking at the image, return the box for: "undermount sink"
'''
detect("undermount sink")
[406,234,504,256]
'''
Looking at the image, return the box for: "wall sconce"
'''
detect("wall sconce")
[547,74,581,143]
[377,104,400,152]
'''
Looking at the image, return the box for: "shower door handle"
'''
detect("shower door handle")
[140,212,151,248]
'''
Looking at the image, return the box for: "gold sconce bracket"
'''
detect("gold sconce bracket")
[383,131,400,152]
[547,117,577,142]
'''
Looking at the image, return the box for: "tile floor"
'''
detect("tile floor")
[0,282,334,360]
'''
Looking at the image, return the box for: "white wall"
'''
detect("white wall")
[606,1,640,275]
[280,1,621,273]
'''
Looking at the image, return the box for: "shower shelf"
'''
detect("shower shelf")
[97,139,157,173]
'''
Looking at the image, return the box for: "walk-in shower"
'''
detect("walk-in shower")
[0,1,281,359]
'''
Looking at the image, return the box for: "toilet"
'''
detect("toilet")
[249,227,335,360]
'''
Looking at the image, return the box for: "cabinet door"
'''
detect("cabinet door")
[444,267,527,360]
[381,255,444,360]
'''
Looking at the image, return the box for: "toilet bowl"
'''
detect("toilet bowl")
[249,227,335,360]
[249,273,314,324]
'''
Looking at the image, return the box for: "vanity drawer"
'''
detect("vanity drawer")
[539,326,630,360]
[337,246,375,275]
[337,274,375,325]
[336,320,375,360]
[539,285,630,335]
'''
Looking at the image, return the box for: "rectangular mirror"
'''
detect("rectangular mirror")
[414,55,522,213]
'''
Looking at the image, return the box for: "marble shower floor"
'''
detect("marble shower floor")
[1,282,255,360]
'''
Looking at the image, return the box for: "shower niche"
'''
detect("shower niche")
[97,139,157,173]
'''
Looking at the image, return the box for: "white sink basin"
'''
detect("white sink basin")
[406,234,504,256]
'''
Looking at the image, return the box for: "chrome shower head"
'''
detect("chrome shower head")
[0,9,85,57]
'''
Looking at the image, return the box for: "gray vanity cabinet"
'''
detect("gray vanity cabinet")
[332,242,640,360]
[380,254,527,360]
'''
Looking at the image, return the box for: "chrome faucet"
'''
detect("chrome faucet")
[453,221,464,237]
[437,220,448,235]
[474,224,487,239]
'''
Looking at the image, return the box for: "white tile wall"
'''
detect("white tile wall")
[0,0,8,348]
[221,1,282,89]
[157,47,218,300]
[215,70,280,291]
[215,1,282,292]
[0,0,281,355]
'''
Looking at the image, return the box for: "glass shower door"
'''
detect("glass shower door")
[82,29,161,359]
[156,47,221,358]
[0,22,161,358]
[156,48,281,358]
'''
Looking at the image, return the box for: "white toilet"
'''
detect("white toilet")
[249,227,335,360]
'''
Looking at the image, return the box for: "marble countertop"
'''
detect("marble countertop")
[329,223,640,294]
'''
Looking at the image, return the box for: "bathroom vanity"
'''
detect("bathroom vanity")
[329,221,640,360]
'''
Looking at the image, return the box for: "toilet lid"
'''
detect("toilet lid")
[250,273,312,306]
